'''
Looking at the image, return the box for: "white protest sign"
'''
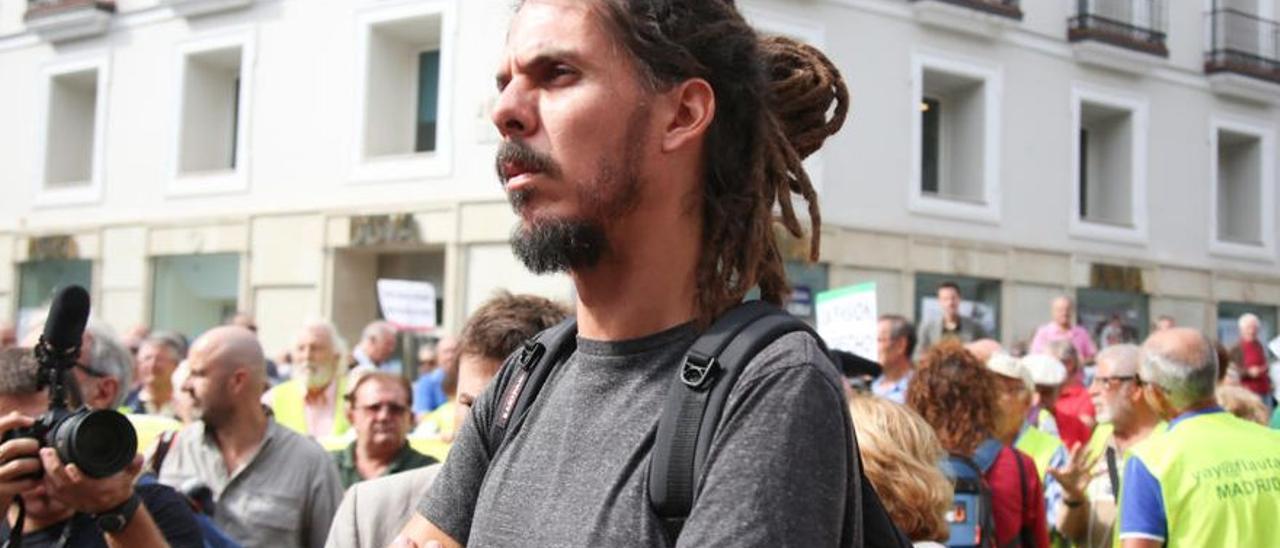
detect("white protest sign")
[377,279,437,330]
[816,282,877,361]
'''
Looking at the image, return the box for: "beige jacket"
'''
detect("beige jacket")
[324,463,442,548]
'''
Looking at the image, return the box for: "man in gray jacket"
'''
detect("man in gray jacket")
[157,326,343,548]
[915,281,987,360]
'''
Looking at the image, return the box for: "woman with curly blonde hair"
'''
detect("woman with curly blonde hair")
[848,396,951,546]
[907,340,1050,548]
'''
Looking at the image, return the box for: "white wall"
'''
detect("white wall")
[1,0,1279,323]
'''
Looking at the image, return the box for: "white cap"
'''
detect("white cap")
[1021,354,1067,387]
[986,352,1033,392]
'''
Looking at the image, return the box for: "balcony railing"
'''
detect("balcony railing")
[911,0,1023,21]
[24,0,115,21]
[1069,0,1168,57]
[1206,8,1280,85]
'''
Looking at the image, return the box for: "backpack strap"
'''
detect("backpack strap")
[1012,448,1033,548]
[147,430,179,476]
[489,318,578,451]
[649,301,833,537]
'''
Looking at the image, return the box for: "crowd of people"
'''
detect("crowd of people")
[0,290,567,547]
[857,281,1280,547]
[3,282,1275,548]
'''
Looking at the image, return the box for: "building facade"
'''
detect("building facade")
[1,0,1278,355]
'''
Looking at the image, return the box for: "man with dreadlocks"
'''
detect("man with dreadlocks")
[395,0,853,546]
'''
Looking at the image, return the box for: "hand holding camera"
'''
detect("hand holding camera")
[0,412,42,505]
[38,446,143,515]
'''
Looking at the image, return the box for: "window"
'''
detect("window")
[36,58,108,206]
[1069,86,1148,243]
[1210,118,1275,260]
[18,259,93,335]
[913,272,1002,336]
[910,53,1002,223]
[151,254,240,338]
[170,33,254,196]
[352,2,454,183]
[1077,288,1149,347]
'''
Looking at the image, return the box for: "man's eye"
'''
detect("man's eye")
[547,65,576,82]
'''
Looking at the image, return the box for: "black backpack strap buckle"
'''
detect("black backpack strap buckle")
[517,340,546,371]
[680,352,719,390]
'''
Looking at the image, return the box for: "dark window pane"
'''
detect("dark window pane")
[416,50,441,153]
[1078,128,1088,219]
[921,97,941,194]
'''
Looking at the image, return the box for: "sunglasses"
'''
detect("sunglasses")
[1091,374,1137,386]
[356,402,409,416]
[74,363,109,379]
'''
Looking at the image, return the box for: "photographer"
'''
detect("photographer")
[0,347,201,548]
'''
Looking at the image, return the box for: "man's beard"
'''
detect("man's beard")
[297,362,336,390]
[510,217,608,274]
[498,108,647,274]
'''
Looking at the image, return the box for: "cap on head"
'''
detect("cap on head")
[986,352,1033,392]
[1021,354,1067,387]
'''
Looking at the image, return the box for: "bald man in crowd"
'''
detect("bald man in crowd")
[352,321,403,374]
[155,327,343,548]
[1118,328,1280,547]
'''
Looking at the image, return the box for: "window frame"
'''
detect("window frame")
[349,0,456,185]
[908,51,1004,224]
[1068,84,1150,245]
[34,55,110,208]
[167,29,256,198]
[1208,115,1277,262]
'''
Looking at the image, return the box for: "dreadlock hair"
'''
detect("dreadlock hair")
[576,0,849,324]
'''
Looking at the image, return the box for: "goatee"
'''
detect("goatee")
[510,217,609,274]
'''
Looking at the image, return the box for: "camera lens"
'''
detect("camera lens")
[52,410,138,478]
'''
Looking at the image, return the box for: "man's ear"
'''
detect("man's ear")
[97,377,120,409]
[660,78,716,153]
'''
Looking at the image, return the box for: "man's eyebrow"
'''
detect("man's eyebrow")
[498,48,587,80]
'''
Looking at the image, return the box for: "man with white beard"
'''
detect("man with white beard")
[265,321,352,440]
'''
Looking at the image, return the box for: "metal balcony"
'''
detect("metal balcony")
[1206,8,1280,87]
[1068,0,1168,57]
[24,0,115,43]
[912,0,1022,20]
[163,0,254,18]
[910,0,1022,38]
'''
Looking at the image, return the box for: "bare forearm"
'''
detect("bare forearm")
[1055,500,1090,544]
[104,506,167,548]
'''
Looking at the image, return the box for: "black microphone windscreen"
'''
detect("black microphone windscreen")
[42,285,90,352]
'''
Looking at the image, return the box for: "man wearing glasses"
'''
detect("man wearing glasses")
[331,371,436,489]
[1048,344,1163,547]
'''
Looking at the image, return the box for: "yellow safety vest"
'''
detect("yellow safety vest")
[270,377,350,438]
[1016,425,1064,479]
[1124,411,1280,547]
[125,413,183,455]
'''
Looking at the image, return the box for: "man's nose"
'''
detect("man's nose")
[491,79,538,139]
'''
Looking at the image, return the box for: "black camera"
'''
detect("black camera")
[2,406,137,479]
[0,285,138,480]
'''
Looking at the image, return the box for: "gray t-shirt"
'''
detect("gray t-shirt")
[418,323,860,546]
